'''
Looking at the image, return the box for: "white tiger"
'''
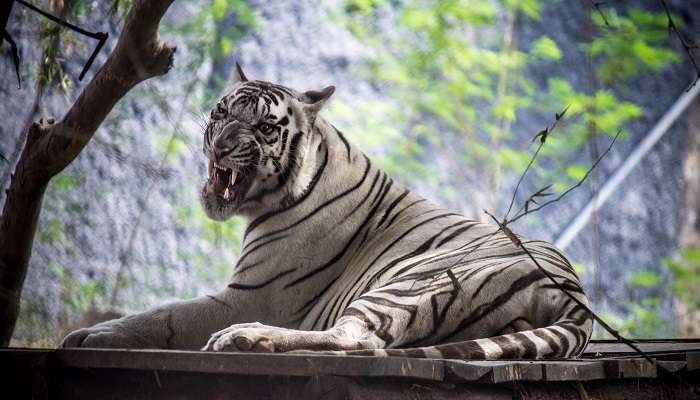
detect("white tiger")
[63,63,593,360]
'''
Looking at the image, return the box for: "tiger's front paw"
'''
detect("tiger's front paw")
[202,322,280,352]
[61,324,149,349]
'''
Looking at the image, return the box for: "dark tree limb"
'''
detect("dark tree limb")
[0,0,176,346]
[658,0,699,89]
[16,0,109,81]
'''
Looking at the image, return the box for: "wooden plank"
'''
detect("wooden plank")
[54,349,445,381]
[3,347,698,387]
[657,360,687,373]
[443,360,493,381]
[489,361,544,383]
[584,340,700,356]
[447,360,544,383]
[542,360,606,381]
[446,360,609,383]
[604,358,657,379]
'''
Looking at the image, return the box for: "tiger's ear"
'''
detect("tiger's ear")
[231,61,248,83]
[301,85,335,122]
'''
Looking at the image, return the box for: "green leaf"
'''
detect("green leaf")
[680,247,700,264]
[572,262,588,275]
[212,0,228,20]
[531,36,561,61]
[47,261,65,279]
[446,269,461,291]
[566,164,588,181]
[400,7,437,30]
[629,269,662,288]
[154,136,187,162]
[220,36,233,54]
[52,173,77,191]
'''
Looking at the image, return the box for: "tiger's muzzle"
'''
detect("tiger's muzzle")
[203,120,258,208]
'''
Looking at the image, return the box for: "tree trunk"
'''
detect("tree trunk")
[0,0,177,346]
[675,96,700,337]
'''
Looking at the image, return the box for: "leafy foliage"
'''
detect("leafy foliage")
[335,0,679,218]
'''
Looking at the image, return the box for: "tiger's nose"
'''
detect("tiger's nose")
[212,135,233,159]
[212,146,232,164]
[212,120,246,161]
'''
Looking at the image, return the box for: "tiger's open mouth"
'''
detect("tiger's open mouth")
[202,153,258,218]
[207,160,238,201]
[206,158,257,206]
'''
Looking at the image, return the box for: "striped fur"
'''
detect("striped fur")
[198,68,593,359]
[62,65,592,358]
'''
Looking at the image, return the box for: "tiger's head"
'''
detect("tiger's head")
[201,63,334,220]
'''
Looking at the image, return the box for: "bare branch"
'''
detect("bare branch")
[14,0,109,82]
[658,0,700,89]
[587,0,698,88]
[508,128,622,225]
[588,0,610,27]
[487,209,697,394]
[504,105,569,221]
[484,119,695,392]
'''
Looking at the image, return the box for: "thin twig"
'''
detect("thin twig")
[16,0,108,80]
[658,0,700,89]
[508,128,622,225]
[487,211,646,348]
[505,140,542,221]
[16,0,102,39]
[487,211,698,395]
[484,115,696,393]
[588,0,610,27]
[504,105,569,221]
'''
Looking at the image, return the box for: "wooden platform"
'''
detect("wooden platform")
[2,340,699,399]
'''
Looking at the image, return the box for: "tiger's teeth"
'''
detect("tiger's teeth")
[229,170,238,186]
[224,188,230,200]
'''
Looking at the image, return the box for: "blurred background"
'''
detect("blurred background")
[1,0,699,347]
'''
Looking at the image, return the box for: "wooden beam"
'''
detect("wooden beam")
[604,358,658,379]
[584,340,700,356]
[53,349,446,381]
[542,361,606,381]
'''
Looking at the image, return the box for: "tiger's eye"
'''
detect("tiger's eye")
[210,104,227,121]
[258,123,274,134]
